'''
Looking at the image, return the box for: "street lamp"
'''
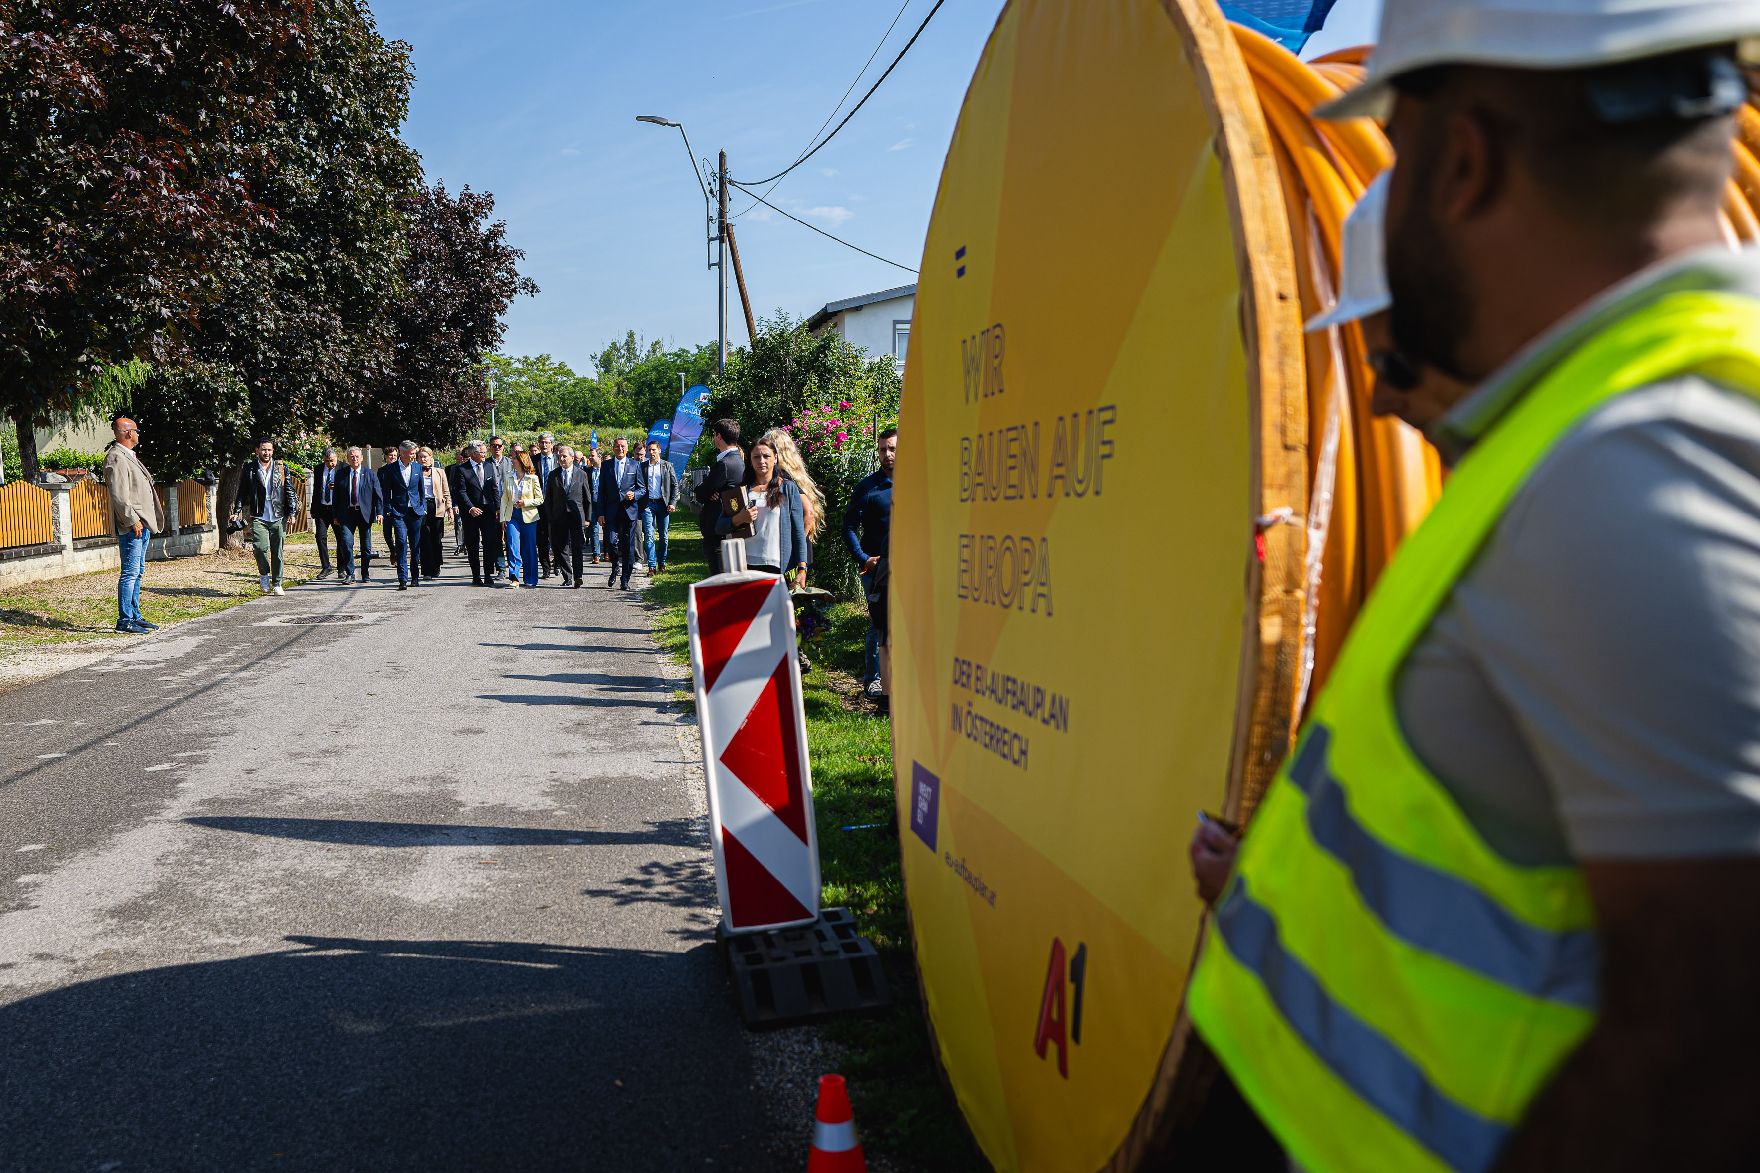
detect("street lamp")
[638,114,728,375]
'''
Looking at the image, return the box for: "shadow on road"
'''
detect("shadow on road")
[501,671,664,692]
[184,816,702,849]
[476,693,666,709]
[581,857,720,943]
[0,936,771,1171]
[477,641,644,655]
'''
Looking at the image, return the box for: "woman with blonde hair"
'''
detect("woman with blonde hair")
[761,427,824,544]
[416,446,454,578]
[500,448,544,588]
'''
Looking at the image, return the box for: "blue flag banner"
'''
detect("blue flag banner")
[646,419,672,450]
[666,383,712,482]
[1219,0,1338,52]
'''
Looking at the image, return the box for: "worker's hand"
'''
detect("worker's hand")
[862,556,880,575]
[1189,818,1240,907]
[132,519,143,538]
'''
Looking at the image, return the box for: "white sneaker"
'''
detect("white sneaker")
[272,585,285,596]
[259,575,271,592]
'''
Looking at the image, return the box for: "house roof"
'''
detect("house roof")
[806,283,917,332]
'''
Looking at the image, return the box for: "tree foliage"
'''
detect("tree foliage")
[333,182,536,446]
[0,0,309,478]
[129,0,440,533]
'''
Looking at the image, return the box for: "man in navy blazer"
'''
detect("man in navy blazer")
[454,439,503,586]
[336,446,383,584]
[377,439,429,590]
[598,435,643,590]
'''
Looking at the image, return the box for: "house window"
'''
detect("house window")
[893,321,910,367]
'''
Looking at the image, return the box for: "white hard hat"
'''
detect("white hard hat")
[1318,0,1760,122]
[1306,171,1392,332]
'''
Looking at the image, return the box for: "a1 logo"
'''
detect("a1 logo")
[1033,937,1088,1079]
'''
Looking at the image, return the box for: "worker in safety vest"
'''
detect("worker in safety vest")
[1186,0,1760,1169]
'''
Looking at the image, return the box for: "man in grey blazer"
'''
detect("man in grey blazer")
[638,439,680,574]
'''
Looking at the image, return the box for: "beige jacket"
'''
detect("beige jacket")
[102,442,167,533]
[421,465,454,516]
[500,472,543,525]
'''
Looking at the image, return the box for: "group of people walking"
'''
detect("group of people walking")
[281,433,681,592]
[101,412,895,714]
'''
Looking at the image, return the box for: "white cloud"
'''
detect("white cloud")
[744,205,777,223]
[559,147,582,157]
[818,167,840,178]
[801,205,854,227]
[887,138,913,152]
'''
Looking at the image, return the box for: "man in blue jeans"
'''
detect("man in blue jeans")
[100,415,167,635]
[639,439,679,573]
[842,428,896,702]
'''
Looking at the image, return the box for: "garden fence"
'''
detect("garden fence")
[0,482,55,551]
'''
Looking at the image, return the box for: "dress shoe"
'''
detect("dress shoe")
[397,581,407,590]
[572,581,582,589]
[316,569,334,581]
[472,577,484,586]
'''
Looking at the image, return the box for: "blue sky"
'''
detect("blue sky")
[369,0,1382,373]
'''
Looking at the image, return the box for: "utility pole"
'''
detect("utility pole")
[717,150,730,376]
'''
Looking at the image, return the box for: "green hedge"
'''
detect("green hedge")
[39,447,107,474]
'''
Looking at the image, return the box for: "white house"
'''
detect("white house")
[806,283,915,369]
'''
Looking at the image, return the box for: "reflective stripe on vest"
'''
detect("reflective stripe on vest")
[1189,291,1760,1173]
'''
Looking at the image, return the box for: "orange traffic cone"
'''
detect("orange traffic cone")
[807,1073,867,1172]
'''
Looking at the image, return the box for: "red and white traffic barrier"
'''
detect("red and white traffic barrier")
[687,571,820,933]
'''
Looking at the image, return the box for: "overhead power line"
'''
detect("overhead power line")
[737,0,946,188]
[730,182,919,274]
[732,0,915,221]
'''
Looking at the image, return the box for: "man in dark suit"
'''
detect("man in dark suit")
[377,439,429,590]
[532,432,559,580]
[598,435,643,590]
[454,439,502,586]
[694,419,745,576]
[336,446,383,584]
[547,445,592,588]
[310,448,343,580]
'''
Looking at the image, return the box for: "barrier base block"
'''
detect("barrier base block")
[719,907,892,1029]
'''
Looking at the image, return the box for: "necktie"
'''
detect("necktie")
[351,471,358,507]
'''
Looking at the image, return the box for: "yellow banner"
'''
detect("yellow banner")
[892,0,1296,1166]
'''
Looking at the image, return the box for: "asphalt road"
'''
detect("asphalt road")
[0,557,776,1172]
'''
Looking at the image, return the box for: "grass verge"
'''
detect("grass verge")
[646,532,982,1170]
[0,531,322,658]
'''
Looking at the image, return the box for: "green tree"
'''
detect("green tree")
[0,0,307,480]
[133,0,422,537]
[485,354,586,432]
[332,182,536,447]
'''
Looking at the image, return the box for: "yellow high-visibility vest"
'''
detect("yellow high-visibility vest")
[1188,291,1760,1172]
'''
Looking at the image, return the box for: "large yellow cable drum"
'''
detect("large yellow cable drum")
[892,0,1760,1168]
[892,0,1312,1167]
